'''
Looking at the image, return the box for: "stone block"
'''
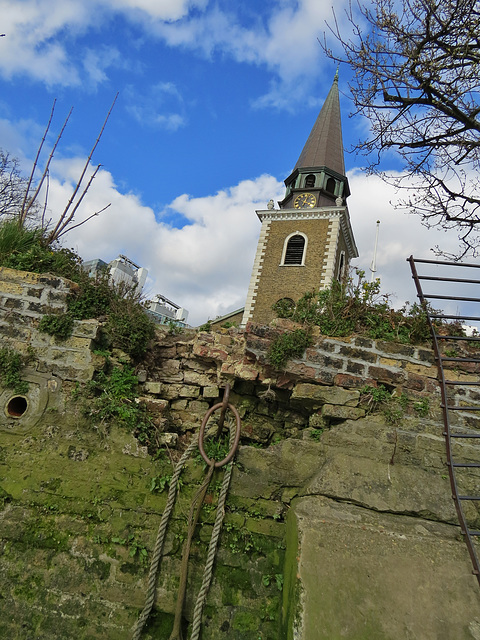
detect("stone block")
[405,362,436,377]
[144,381,163,394]
[291,383,359,406]
[194,343,230,362]
[376,340,415,357]
[338,345,377,363]
[188,400,209,415]
[321,404,365,420]
[158,433,178,446]
[290,496,480,640]
[367,365,406,385]
[203,386,220,398]
[71,320,99,339]
[404,372,426,391]
[352,336,374,349]
[284,362,317,379]
[177,385,200,399]
[157,359,183,382]
[345,361,366,376]
[415,347,435,364]
[183,370,213,386]
[334,373,373,389]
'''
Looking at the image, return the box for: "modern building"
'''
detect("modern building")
[108,255,148,291]
[144,294,189,327]
[241,72,358,326]
[82,254,148,292]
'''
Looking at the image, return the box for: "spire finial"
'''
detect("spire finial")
[334,65,339,82]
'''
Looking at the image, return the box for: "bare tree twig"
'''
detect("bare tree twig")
[19,99,57,225]
[46,92,119,244]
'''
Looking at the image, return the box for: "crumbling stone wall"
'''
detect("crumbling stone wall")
[1,269,480,639]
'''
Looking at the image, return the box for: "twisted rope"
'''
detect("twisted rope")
[189,424,235,640]
[132,434,200,640]
[132,397,239,640]
[169,461,215,640]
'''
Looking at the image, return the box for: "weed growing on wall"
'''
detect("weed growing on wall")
[38,314,74,340]
[0,220,156,359]
[267,328,311,369]
[360,384,430,425]
[272,269,441,344]
[80,363,158,451]
[0,347,28,393]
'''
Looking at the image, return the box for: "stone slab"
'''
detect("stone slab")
[289,495,480,640]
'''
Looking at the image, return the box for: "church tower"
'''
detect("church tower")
[241,72,358,326]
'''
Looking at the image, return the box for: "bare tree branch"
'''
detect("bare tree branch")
[55,203,111,240]
[46,92,119,244]
[21,106,73,223]
[323,0,480,254]
[19,99,57,225]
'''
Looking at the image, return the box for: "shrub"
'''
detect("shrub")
[81,363,159,451]
[38,314,74,340]
[101,289,154,359]
[270,269,445,345]
[267,328,311,369]
[271,298,295,319]
[0,347,28,393]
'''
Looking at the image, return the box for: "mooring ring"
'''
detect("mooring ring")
[198,402,241,468]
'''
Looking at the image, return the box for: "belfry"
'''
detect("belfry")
[241,72,358,326]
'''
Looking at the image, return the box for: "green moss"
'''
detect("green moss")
[231,610,259,631]
[281,505,300,640]
[143,610,175,637]
[21,516,70,552]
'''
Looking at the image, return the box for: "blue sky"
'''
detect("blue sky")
[0,0,469,325]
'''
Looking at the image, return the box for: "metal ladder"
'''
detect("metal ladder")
[408,256,480,586]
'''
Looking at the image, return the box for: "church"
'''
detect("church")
[240,72,358,327]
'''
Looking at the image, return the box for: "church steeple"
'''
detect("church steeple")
[294,72,345,175]
[279,73,350,209]
[241,70,358,327]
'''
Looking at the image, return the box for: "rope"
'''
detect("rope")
[189,456,234,640]
[169,462,215,640]
[132,387,239,640]
[131,434,200,640]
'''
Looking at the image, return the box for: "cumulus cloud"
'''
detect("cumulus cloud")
[40,156,470,328]
[0,0,346,105]
[347,170,467,310]
[43,158,283,325]
[125,82,187,131]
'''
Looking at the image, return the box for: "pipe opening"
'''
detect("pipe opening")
[6,396,28,418]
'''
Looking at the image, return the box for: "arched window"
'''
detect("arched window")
[325,177,336,194]
[281,233,307,266]
[305,174,315,188]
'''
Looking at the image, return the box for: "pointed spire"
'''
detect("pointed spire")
[293,73,345,176]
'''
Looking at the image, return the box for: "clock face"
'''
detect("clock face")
[293,192,316,209]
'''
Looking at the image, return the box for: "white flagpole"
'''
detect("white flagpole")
[370,220,380,282]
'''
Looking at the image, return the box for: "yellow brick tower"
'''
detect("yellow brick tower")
[242,72,358,326]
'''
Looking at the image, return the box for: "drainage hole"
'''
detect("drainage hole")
[6,396,28,418]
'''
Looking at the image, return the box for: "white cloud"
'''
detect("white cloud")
[125,82,187,130]
[43,158,283,325]
[0,0,90,85]
[0,0,345,105]
[43,158,471,328]
[347,170,468,310]
[108,0,208,21]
